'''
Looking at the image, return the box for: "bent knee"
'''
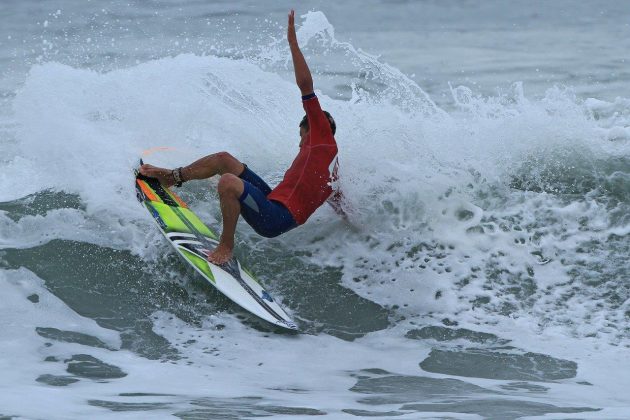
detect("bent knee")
[217,173,243,197]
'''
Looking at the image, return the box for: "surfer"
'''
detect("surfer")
[140,9,343,265]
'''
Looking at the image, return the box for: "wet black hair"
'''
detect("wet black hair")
[299,111,336,135]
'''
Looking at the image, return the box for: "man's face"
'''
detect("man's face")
[299,125,308,147]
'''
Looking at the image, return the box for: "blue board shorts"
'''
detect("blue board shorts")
[238,165,297,238]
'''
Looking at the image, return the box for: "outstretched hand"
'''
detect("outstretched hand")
[287,9,313,95]
[287,9,297,45]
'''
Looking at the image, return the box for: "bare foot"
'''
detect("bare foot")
[207,243,233,265]
[139,164,176,187]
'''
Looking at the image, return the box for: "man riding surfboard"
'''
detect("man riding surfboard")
[140,10,343,265]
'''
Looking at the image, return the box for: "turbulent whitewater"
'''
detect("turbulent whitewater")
[0,2,629,419]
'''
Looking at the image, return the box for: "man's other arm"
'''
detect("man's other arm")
[287,10,314,96]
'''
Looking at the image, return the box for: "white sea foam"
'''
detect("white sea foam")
[0,8,628,419]
[4,3,628,347]
[1,268,627,419]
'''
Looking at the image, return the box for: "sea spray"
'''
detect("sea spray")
[1,6,629,419]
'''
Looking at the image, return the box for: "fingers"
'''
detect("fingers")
[288,9,295,30]
[287,9,296,45]
[139,164,154,173]
[139,164,163,177]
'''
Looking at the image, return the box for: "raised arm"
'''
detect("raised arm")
[287,10,314,96]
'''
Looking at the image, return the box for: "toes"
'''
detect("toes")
[207,253,230,265]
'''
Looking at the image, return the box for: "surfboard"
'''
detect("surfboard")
[134,161,298,331]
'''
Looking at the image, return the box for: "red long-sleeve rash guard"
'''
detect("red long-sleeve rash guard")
[267,95,339,225]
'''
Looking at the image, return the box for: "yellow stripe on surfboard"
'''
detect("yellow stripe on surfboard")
[148,201,218,240]
[180,248,215,283]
